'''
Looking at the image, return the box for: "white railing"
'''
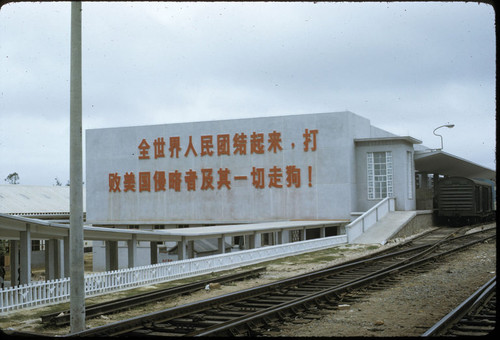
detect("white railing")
[0,233,347,313]
[346,197,396,242]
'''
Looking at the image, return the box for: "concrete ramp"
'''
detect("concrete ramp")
[352,211,417,245]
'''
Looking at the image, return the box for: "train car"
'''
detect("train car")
[435,176,495,226]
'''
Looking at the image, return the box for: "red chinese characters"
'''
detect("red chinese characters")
[267,131,283,153]
[200,135,214,156]
[153,171,166,191]
[137,129,317,160]
[153,137,166,159]
[303,129,318,152]
[138,139,150,159]
[109,165,311,193]
[109,128,319,193]
[109,173,121,192]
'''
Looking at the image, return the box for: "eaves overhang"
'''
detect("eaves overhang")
[354,136,422,145]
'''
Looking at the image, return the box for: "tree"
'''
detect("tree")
[4,172,19,184]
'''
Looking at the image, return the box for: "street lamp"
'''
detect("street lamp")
[433,124,455,150]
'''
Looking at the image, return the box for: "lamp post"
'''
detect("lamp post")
[433,124,454,150]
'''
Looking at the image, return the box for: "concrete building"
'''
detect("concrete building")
[84,111,419,269]
[86,111,420,223]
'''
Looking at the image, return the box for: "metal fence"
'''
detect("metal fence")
[0,233,347,313]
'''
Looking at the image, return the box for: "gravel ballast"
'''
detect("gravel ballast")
[274,237,496,337]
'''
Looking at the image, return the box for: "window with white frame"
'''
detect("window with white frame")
[367,151,393,199]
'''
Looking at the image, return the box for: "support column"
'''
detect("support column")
[276,231,282,245]
[247,235,254,249]
[217,235,225,254]
[187,240,194,259]
[150,241,158,265]
[19,224,31,285]
[320,226,326,238]
[301,228,306,241]
[45,239,57,281]
[339,225,346,236]
[9,240,19,286]
[105,241,118,271]
[63,236,70,278]
[248,233,261,248]
[420,172,429,189]
[237,235,245,249]
[56,239,65,278]
[128,235,137,268]
[432,173,439,210]
[45,239,64,280]
[177,238,187,260]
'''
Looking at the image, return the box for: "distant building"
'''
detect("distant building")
[0,185,89,270]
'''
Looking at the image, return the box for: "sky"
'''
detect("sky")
[0,1,496,186]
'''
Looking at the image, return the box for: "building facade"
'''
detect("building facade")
[86,111,421,226]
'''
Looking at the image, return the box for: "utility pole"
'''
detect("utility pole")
[69,1,85,333]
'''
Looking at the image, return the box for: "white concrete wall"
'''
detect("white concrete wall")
[355,140,417,212]
[86,112,373,223]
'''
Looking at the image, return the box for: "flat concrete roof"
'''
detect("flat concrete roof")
[153,220,348,240]
[354,136,422,145]
[0,213,347,242]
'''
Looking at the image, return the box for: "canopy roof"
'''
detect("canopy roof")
[0,213,345,242]
[414,150,495,181]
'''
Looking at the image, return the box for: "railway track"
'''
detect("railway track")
[422,275,496,337]
[60,226,495,337]
[39,227,461,328]
[40,267,267,326]
[39,227,454,327]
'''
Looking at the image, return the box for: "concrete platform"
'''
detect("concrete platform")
[352,211,417,245]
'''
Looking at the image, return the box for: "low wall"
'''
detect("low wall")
[346,197,395,242]
[388,210,435,240]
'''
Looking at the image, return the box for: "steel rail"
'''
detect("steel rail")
[40,267,267,326]
[421,275,496,337]
[188,231,497,336]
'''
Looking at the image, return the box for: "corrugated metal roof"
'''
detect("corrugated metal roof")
[0,185,86,214]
